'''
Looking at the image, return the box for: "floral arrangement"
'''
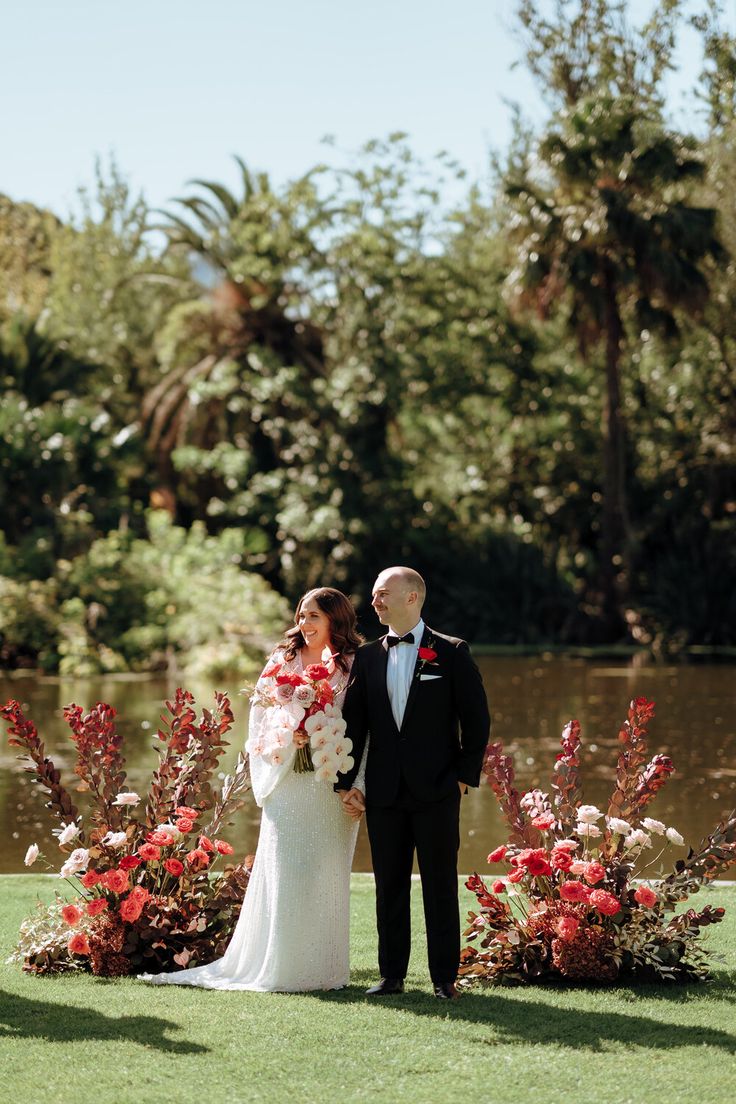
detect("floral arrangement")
[2,688,252,976]
[460,698,736,985]
[246,647,354,784]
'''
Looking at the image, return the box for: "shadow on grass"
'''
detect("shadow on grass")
[0,989,209,1054]
[315,976,736,1053]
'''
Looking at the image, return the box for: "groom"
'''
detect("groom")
[338,566,490,999]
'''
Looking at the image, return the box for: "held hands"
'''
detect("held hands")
[339,787,365,821]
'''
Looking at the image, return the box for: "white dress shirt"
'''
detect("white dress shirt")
[386,618,424,729]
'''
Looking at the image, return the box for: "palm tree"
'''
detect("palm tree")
[505,92,724,634]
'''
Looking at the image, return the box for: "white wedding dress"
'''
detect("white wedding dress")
[141,650,364,991]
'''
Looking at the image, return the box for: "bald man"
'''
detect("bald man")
[337,566,490,999]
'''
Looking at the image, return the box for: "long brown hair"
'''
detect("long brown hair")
[280,587,363,673]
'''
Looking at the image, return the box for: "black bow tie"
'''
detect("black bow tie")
[387,632,414,647]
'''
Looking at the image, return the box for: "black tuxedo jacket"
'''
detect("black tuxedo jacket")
[339,625,491,807]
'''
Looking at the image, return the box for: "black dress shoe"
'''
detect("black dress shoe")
[433,981,459,999]
[365,977,405,996]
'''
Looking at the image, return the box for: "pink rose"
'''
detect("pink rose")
[555,916,580,941]
[634,885,658,909]
[583,861,606,886]
[532,812,555,830]
[559,880,591,903]
[589,889,621,916]
[551,848,573,872]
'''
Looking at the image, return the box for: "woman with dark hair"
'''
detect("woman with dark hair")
[142,587,366,992]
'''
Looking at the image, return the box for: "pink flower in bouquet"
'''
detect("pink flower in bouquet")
[560,880,591,903]
[175,816,195,833]
[634,885,659,908]
[60,848,90,877]
[554,839,579,851]
[487,846,507,863]
[215,839,234,855]
[555,916,580,942]
[275,682,297,704]
[532,812,556,831]
[582,862,606,886]
[147,829,176,847]
[119,855,141,870]
[570,860,586,875]
[590,889,621,916]
[112,791,140,806]
[101,868,129,894]
[174,806,199,819]
[492,880,506,893]
[24,844,39,866]
[551,848,574,872]
[164,858,184,876]
[137,843,161,862]
[508,868,525,884]
[198,835,215,853]
[119,895,144,923]
[61,903,83,926]
[130,885,150,903]
[186,848,211,871]
[68,932,90,956]
[293,683,316,707]
[86,898,108,917]
[81,869,101,888]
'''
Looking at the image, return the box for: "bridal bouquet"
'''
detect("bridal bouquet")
[246,648,354,784]
[461,698,736,985]
[2,689,252,976]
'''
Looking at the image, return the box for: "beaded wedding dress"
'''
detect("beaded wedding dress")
[141,651,364,991]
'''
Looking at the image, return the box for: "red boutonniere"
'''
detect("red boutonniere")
[418,647,437,662]
[415,637,439,678]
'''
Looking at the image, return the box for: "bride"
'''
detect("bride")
[142,587,365,991]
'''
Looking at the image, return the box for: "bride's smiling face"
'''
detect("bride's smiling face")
[297,596,332,654]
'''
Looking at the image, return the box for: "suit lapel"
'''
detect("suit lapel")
[400,625,431,733]
[373,635,398,734]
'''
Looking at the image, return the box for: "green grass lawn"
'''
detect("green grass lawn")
[1,875,736,1104]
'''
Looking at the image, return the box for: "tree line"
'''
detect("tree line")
[1,0,735,675]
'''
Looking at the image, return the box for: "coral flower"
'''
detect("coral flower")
[551,848,573,872]
[198,835,215,853]
[214,839,234,855]
[61,903,83,926]
[492,880,506,894]
[175,817,195,834]
[634,885,658,909]
[583,862,607,886]
[174,806,199,819]
[487,846,507,864]
[119,896,144,923]
[560,880,591,904]
[164,857,184,876]
[147,829,176,847]
[589,889,621,916]
[555,916,580,942]
[186,848,211,871]
[86,898,108,917]
[137,843,161,862]
[80,870,101,889]
[507,868,525,884]
[101,868,129,894]
[531,813,556,831]
[68,932,91,955]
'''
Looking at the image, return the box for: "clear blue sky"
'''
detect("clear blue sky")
[3,0,733,219]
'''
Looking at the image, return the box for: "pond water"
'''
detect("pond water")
[1,655,734,877]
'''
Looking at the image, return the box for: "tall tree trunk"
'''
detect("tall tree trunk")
[600,262,628,638]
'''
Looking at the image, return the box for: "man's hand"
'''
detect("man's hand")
[339,787,365,821]
[458,781,468,796]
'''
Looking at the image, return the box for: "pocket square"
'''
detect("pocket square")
[419,674,442,681]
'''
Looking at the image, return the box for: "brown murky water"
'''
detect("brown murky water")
[1,655,734,876]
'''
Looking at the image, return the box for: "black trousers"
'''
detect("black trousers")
[366,787,461,984]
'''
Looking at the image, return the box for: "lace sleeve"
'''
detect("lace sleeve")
[353,733,369,794]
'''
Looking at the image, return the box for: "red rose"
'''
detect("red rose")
[487,846,507,864]
[583,861,606,886]
[555,916,580,942]
[492,880,506,894]
[174,806,199,819]
[418,647,437,662]
[101,868,129,894]
[198,835,215,853]
[86,898,108,917]
[589,889,621,916]
[119,855,141,871]
[215,839,234,855]
[68,932,91,955]
[137,843,161,862]
[634,885,658,909]
[551,848,573,871]
[147,829,176,847]
[164,858,184,876]
[516,848,552,877]
[61,903,83,927]
[186,848,211,871]
[262,661,282,678]
[304,663,330,681]
[276,673,304,687]
[119,895,144,923]
[507,868,525,883]
[80,870,101,889]
[175,816,195,833]
[314,681,334,706]
[559,880,591,903]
